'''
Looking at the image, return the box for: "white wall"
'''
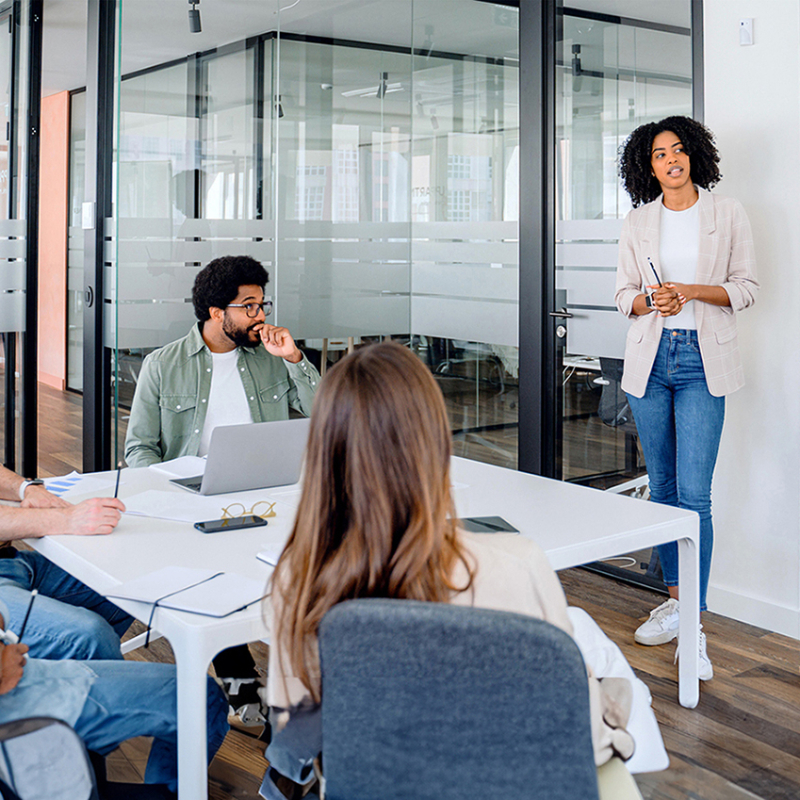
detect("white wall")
[704,1,800,638]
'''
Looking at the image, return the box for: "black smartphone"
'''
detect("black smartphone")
[194,515,268,534]
[457,516,519,534]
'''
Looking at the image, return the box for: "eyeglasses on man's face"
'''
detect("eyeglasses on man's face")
[226,300,274,318]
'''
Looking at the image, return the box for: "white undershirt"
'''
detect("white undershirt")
[659,201,700,330]
[198,349,253,456]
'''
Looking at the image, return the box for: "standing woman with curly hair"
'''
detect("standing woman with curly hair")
[615,116,758,679]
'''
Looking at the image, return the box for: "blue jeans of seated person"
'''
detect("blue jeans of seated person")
[74,662,228,791]
[0,551,133,659]
[73,661,229,792]
[627,329,725,612]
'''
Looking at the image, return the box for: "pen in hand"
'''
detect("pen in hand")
[18,589,37,641]
[114,461,122,499]
[647,257,662,287]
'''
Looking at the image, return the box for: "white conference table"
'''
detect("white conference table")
[27,457,699,799]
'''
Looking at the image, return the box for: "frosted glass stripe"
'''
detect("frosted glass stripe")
[556,269,618,308]
[556,242,618,268]
[276,261,409,295]
[281,221,408,239]
[0,219,26,237]
[412,296,517,348]
[0,292,25,333]
[104,264,199,303]
[413,241,517,264]
[412,221,517,240]
[276,293,410,341]
[113,218,277,240]
[112,239,276,264]
[556,219,623,241]
[67,266,83,292]
[106,303,198,349]
[0,240,26,258]
[0,262,26,289]
[280,241,408,262]
[413,262,517,302]
[565,308,627,360]
[112,219,414,241]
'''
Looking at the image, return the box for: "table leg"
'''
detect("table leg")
[176,643,211,800]
[677,532,700,708]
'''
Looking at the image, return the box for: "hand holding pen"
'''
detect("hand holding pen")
[0,592,34,695]
[18,589,37,641]
[646,257,685,316]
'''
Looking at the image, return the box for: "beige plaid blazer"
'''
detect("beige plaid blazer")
[615,188,758,398]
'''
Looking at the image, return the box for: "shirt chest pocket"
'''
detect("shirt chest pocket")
[159,395,198,439]
[259,380,292,405]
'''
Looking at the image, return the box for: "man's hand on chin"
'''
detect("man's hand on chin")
[259,324,302,363]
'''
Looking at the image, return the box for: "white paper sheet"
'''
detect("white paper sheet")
[149,456,207,479]
[257,547,283,566]
[105,566,267,617]
[122,490,231,522]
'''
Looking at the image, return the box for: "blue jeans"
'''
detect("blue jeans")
[627,330,725,611]
[73,661,229,792]
[0,551,133,659]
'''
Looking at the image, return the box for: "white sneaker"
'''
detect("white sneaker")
[675,625,714,681]
[634,598,680,645]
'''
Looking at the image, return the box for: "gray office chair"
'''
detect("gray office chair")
[318,599,601,800]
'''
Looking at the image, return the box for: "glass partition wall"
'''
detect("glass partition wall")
[553,2,694,587]
[554,5,693,487]
[94,0,521,468]
[66,0,694,487]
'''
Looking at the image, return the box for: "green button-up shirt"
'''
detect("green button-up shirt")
[124,323,320,467]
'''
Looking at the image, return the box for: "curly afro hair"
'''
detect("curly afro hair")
[618,116,721,208]
[192,255,269,321]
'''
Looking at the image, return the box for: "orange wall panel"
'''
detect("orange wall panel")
[38,91,70,390]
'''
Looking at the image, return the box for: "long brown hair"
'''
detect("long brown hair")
[272,341,474,700]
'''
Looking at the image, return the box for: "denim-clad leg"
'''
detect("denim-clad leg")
[627,330,725,611]
[72,661,229,792]
[0,551,133,659]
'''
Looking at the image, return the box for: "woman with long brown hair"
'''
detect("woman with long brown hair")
[264,341,656,794]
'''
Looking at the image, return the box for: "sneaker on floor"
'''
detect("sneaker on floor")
[675,625,714,681]
[218,676,267,727]
[634,598,680,645]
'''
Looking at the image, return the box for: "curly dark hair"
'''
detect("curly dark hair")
[192,255,269,321]
[618,116,721,207]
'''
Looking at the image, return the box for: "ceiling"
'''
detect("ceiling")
[41,0,692,97]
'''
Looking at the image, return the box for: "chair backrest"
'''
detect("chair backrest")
[319,599,600,800]
[0,717,98,800]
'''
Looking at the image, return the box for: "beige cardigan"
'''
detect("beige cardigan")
[615,188,758,398]
[267,532,633,766]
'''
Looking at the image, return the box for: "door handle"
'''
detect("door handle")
[549,308,573,319]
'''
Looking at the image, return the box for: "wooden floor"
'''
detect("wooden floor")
[28,382,800,798]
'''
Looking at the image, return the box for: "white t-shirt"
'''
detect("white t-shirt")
[198,349,253,456]
[659,201,699,330]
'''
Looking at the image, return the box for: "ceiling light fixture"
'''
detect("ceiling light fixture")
[188,0,201,33]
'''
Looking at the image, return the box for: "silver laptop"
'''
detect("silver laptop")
[170,418,311,495]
